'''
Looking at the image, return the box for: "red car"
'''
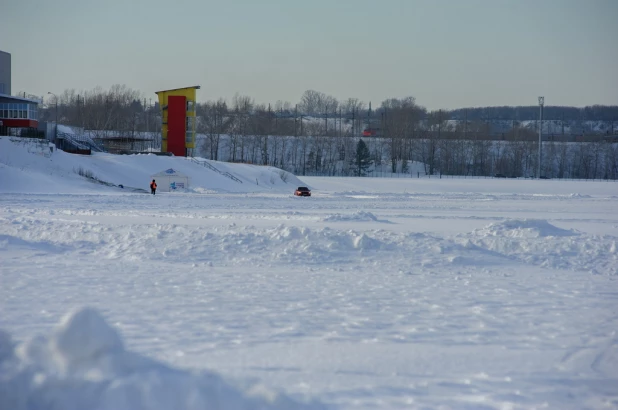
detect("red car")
[294,187,311,196]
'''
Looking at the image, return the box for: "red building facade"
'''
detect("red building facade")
[155,86,199,157]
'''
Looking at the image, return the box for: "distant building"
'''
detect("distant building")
[155,86,199,157]
[0,94,40,136]
[0,50,40,137]
[0,50,10,95]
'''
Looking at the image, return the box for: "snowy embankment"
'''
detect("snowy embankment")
[1,137,618,409]
[0,136,303,194]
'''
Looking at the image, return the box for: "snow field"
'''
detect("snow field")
[1,137,618,409]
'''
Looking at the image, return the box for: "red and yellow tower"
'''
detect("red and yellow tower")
[155,86,199,157]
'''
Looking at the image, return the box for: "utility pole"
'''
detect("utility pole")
[538,96,544,179]
[217,102,221,160]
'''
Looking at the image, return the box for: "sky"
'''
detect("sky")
[1,0,617,110]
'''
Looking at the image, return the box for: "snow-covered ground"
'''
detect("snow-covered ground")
[1,137,618,409]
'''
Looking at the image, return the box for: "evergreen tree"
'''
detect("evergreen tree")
[352,138,372,176]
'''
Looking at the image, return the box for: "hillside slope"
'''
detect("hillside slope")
[0,137,304,194]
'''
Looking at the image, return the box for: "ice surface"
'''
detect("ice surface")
[1,137,618,409]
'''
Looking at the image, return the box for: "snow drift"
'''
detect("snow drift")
[464,219,617,274]
[0,307,326,410]
[473,219,578,238]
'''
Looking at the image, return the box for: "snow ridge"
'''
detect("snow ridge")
[2,212,616,274]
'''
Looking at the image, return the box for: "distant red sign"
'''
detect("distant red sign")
[362,128,381,137]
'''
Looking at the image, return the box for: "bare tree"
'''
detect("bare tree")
[379,97,424,173]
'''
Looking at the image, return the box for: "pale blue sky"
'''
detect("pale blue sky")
[1,0,617,109]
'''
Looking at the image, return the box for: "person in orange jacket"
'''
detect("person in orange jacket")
[150,179,157,195]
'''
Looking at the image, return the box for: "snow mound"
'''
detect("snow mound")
[0,307,326,410]
[264,225,394,259]
[473,219,578,238]
[462,220,618,275]
[322,211,379,222]
[52,307,124,369]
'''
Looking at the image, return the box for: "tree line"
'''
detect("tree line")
[39,85,618,135]
[449,105,618,121]
[37,85,618,179]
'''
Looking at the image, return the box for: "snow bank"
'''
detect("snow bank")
[0,307,326,410]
